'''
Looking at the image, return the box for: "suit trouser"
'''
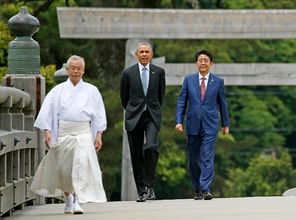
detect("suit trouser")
[187,128,217,193]
[127,110,159,196]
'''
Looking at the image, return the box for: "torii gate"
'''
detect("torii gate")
[57,8,296,200]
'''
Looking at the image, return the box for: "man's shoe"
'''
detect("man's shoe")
[136,194,147,202]
[73,200,84,214]
[64,194,74,214]
[203,192,213,200]
[146,187,156,200]
[193,191,203,200]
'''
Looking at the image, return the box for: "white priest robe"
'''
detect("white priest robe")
[30,79,107,203]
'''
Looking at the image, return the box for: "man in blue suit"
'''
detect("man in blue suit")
[175,49,230,200]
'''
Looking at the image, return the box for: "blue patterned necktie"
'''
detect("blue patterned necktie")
[141,67,148,95]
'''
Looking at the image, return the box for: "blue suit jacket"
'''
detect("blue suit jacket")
[176,73,230,135]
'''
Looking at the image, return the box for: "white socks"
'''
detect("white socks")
[64,194,74,214]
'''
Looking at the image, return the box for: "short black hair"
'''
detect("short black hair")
[195,49,213,62]
[136,42,153,52]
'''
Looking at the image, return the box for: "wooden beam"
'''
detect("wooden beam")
[153,61,296,86]
[57,7,296,39]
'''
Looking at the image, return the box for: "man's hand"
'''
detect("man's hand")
[175,124,183,132]
[44,130,52,149]
[95,132,103,152]
[222,127,229,136]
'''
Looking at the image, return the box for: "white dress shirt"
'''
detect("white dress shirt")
[199,72,210,89]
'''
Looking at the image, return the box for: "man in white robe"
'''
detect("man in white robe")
[30,55,107,214]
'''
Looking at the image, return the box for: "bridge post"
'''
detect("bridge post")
[0,87,36,216]
[1,6,46,207]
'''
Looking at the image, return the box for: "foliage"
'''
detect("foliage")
[0,20,13,65]
[40,64,57,92]
[74,0,200,8]
[156,139,189,199]
[227,87,284,148]
[220,0,264,9]
[213,132,237,197]
[158,142,187,183]
[224,151,296,197]
[0,3,21,21]
[150,86,193,198]
[154,39,296,64]
[96,89,123,200]
[219,0,296,9]
[198,0,296,9]
[0,11,13,83]
[0,67,7,83]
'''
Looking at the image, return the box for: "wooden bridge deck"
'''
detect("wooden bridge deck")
[3,196,296,220]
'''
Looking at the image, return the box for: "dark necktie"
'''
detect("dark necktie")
[200,77,206,100]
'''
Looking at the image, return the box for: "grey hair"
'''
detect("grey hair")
[66,55,85,68]
[135,42,153,52]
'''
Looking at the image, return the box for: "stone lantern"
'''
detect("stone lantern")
[7,6,40,75]
[54,63,68,83]
[2,6,45,117]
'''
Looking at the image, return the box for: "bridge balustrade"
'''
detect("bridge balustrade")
[0,86,37,216]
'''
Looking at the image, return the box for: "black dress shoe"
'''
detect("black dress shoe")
[136,194,147,202]
[203,192,213,200]
[146,187,156,200]
[193,191,203,200]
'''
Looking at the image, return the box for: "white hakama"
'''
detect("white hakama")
[30,120,107,203]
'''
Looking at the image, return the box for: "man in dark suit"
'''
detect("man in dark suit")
[175,49,229,200]
[120,42,166,202]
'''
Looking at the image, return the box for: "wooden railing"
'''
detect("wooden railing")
[0,86,37,216]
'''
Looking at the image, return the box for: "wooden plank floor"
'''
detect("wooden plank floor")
[3,196,296,220]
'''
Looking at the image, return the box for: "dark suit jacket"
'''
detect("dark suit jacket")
[176,72,229,135]
[120,63,166,132]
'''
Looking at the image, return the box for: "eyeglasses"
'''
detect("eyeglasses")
[197,58,211,64]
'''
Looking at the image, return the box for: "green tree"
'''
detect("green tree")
[220,0,264,9]
[219,0,296,9]
[96,89,123,200]
[224,151,296,197]
[0,20,12,81]
[157,141,190,199]
[40,64,57,92]
[228,88,284,147]
[156,86,192,199]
